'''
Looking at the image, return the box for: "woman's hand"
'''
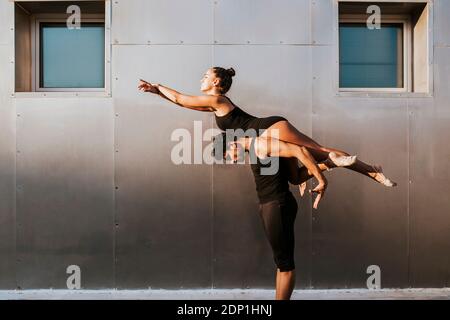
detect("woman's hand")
[138,79,160,94]
[310,176,327,209]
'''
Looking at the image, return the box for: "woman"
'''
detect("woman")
[214,131,358,209]
[138,67,397,201]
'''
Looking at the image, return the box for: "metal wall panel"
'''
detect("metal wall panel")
[311,0,336,45]
[214,0,311,44]
[112,45,213,288]
[408,47,450,287]
[111,0,214,44]
[0,45,16,288]
[213,45,313,288]
[15,98,114,289]
[435,0,450,46]
[311,46,409,288]
[0,0,14,45]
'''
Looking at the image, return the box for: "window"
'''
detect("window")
[36,20,105,90]
[339,16,411,92]
[338,1,431,94]
[14,1,110,94]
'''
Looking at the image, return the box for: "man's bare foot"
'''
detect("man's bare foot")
[370,165,397,187]
[328,152,357,168]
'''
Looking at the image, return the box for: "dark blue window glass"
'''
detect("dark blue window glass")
[339,23,403,88]
[40,23,105,88]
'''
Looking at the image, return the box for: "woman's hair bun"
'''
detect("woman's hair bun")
[226,67,236,77]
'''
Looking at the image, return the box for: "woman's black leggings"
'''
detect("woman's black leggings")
[258,192,298,272]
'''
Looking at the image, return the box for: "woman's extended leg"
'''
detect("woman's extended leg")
[261,120,397,187]
[305,145,397,187]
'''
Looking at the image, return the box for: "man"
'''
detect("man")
[212,132,337,300]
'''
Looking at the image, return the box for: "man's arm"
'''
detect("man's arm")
[285,157,331,184]
[255,137,327,208]
[255,137,326,186]
[285,158,302,184]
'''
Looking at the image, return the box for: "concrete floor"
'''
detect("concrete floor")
[0,288,449,300]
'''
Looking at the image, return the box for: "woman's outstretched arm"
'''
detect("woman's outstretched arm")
[157,84,219,111]
[138,80,219,112]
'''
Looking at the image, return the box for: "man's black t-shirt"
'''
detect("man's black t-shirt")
[248,137,292,204]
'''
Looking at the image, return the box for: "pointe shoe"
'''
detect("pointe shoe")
[372,165,397,187]
[328,152,357,167]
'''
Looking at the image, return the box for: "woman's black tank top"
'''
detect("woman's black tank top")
[215,96,257,131]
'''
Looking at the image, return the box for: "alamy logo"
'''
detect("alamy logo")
[366,5,381,30]
[366,265,381,289]
[170,121,280,175]
[66,265,81,289]
[66,5,81,30]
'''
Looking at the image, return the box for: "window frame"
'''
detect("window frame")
[30,13,109,93]
[338,14,412,93]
